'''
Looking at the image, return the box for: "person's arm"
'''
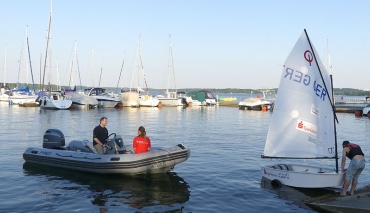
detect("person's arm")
[94,137,104,146]
[341,148,347,172]
[147,138,151,151]
[133,138,137,152]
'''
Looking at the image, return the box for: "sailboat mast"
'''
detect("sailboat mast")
[169,34,177,93]
[39,53,42,90]
[56,59,60,91]
[17,26,26,89]
[327,40,339,173]
[26,25,36,93]
[3,46,6,87]
[304,29,337,122]
[42,0,52,94]
[116,54,125,89]
[304,29,339,172]
[74,40,82,91]
[99,67,103,87]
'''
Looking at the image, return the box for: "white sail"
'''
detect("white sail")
[264,31,335,158]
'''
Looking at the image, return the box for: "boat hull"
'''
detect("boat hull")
[158,98,183,106]
[140,95,159,107]
[39,97,72,110]
[23,145,190,175]
[120,92,140,107]
[260,163,345,188]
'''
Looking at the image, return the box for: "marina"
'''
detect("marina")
[1,1,370,212]
[1,101,370,212]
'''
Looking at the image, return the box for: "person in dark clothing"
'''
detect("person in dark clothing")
[93,117,108,154]
[341,140,365,196]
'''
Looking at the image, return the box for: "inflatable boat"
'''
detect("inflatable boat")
[23,129,190,174]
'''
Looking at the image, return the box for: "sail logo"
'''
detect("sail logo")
[296,120,317,136]
[304,50,313,66]
[311,105,320,117]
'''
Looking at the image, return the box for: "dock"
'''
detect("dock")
[305,186,370,212]
[217,97,369,114]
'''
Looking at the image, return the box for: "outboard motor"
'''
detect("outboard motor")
[43,129,65,149]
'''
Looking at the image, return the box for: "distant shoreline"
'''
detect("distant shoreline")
[1,83,369,96]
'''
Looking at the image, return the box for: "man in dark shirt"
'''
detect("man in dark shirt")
[93,117,108,154]
[341,140,365,196]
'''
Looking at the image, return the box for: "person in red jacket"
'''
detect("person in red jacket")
[133,126,151,154]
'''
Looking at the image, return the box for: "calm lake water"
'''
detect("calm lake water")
[0,100,369,212]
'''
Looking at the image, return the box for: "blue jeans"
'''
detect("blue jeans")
[345,159,365,181]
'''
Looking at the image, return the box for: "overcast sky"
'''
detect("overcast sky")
[0,0,369,90]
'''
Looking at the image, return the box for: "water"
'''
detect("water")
[1,102,370,212]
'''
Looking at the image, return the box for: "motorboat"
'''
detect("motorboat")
[362,103,370,116]
[120,89,140,107]
[238,98,271,110]
[187,90,217,106]
[23,129,190,175]
[84,87,121,108]
[157,91,192,107]
[140,94,159,107]
[65,92,99,109]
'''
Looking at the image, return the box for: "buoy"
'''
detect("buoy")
[367,113,370,119]
[70,104,75,110]
[262,105,267,111]
[354,110,362,117]
[117,103,123,108]
[157,103,162,108]
[188,102,192,107]
[271,179,282,187]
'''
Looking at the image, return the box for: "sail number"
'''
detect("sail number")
[284,68,327,101]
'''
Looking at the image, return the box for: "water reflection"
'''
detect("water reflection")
[260,177,337,212]
[23,163,190,211]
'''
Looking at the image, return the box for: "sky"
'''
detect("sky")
[0,0,369,90]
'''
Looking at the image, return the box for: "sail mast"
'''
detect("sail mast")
[42,0,52,95]
[169,34,177,93]
[304,29,339,172]
[99,67,103,87]
[304,29,337,123]
[17,26,26,90]
[3,46,6,87]
[116,53,125,89]
[26,25,36,93]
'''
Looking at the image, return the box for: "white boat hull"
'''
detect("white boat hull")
[158,98,183,106]
[140,95,159,107]
[39,97,72,110]
[9,96,37,104]
[97,100,120,108]
[66,93,98,108]
[120,92,140,107]
[23,144,190,174]
[261,163,345,188]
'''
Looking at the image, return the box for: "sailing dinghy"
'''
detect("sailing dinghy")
[260,29,345,188]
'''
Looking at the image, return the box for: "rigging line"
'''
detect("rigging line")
[304,29,338,123]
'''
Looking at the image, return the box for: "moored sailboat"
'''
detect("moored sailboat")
[39,0,72,110]
[260,29,345,188]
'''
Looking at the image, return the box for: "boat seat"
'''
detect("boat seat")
[86,142,98,154]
